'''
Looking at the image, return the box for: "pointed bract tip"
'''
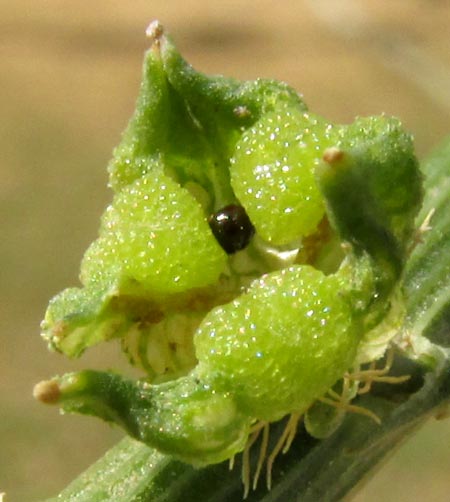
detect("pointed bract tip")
[33,379,61,404]
[323,147,344,164]
[146,20,164,43]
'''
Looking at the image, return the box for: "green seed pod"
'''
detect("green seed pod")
[195,264,363,422]
[36,24,426,493]
[82,170,227,296]
[42,169,229,358]
[231,109,338,245]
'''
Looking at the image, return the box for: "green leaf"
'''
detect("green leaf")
[403,137,450,347]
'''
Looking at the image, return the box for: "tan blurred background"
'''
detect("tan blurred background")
[1,1,450,500]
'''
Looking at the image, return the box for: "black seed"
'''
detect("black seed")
[208,204,255,254]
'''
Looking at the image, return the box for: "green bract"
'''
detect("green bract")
[36,21,429,492]
[81,171,228,294]
[231,109,336,245]
[195,265,361,421]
